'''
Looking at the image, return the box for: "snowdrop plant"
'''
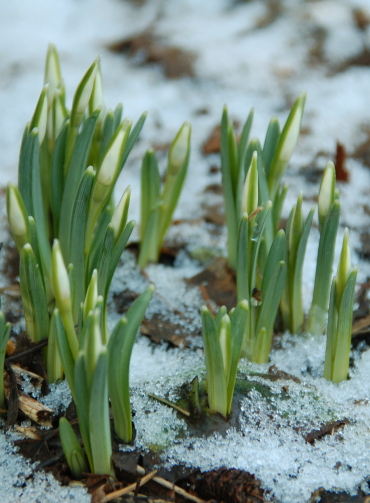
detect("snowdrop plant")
[238,219,287,363]
[220,95,305,268]
[324,230,357,383]
[280,194,314,334]
[235,151,287,363]
[201,300,249,418]
[0,311,11,409]
[56,307,113,476]
[52,242,154,475]
[307,162,340,335]
[7,45,144,378]
[138,122,191,268]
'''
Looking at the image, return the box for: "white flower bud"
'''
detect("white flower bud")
[168,122,191,173]
[278,94,305,164]
[219,314,231,373]
[242,151,259,216]
[72,60,98,123]
[98,122,130,188]
[31,87,48,143]
[52,240,72,311]
[318,161,336,222]
[110,187,131,239]
[336,229,351,297]
[7,186,27,239]
[44,44,64,98]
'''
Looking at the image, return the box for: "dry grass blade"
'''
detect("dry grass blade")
[101,469,157,502]
[148,393,191,417]
[136,465,207,503]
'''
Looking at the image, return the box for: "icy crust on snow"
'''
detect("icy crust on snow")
[125,335,370,503]
[0,425,89,503]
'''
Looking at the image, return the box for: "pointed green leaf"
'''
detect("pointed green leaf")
[59,417,87,478]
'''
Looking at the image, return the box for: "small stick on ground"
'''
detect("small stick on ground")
[101,470,157,502]
[136,465,207,503]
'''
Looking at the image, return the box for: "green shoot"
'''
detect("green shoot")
[59,417,88,478]
[238,225,287,363]
[8,45,144,378]
[267,95,306,196]
[201,301,249,418]
[108,285,154,442]
[220,95,305,269]
[52,248,153,473]
[280,194,314,334]
[307,162,340,335]
[324,230,357,382]
[138,122,191,268]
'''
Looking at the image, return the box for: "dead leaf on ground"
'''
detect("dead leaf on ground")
[141,314,199,347]
[186,257,236,310]
[334,141,349,182]
[201,124,222,155]
[330,48,370,75]
[352,7,370,31]
[108,31,196,79]
[267,364,301,384]
[201,202,225,226]
[307,26,327,66]
[303,419,349,445]
[203,183,223,195]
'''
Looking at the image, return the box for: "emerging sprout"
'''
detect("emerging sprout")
[280,194,314,334]
[9,46,145,379]
[59,417,88,478]
[201,301,249,418]
[138,122,191,268]
[70,59,99,127]
[238,227,287,363]
[268,94,306,194]
[220,97,303,269]
[44,43,65,99]
[307,163,340,335]
[324,230,357,383]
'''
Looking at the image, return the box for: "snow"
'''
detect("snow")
[126,334,370,502]
[0,423,89,503]
[1,0,370,501]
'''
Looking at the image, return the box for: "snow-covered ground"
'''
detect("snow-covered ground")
[1,0,370,502]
